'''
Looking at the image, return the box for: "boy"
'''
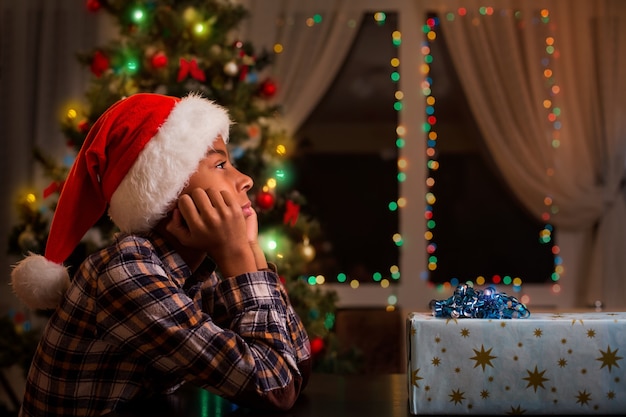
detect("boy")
[11,93,312,416]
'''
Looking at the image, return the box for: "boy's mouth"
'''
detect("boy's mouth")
[242,202,253,217]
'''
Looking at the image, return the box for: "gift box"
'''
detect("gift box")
[407,312,626,415]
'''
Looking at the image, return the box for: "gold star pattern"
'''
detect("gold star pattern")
[506,405,526,415]
[470,345,497,371]
[575,389,592,406]
[448,388,465,405]
[411,368,423,387]
[596,345,623,372]
[446,317,458,325]
[407,313,626,414]
[523,365,549,392]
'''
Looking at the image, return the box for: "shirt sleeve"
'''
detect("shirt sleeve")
[201,263,313,394]
[95,244,310,411]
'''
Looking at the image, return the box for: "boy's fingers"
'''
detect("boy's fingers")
[177,194,199,223]
[218,189,235,206]
[204,188,228,211]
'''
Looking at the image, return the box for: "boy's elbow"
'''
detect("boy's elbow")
[264,382,300,411]
[236,362,311,411]
[297,357,312,392]
[262,362,312,410]
[234,383,297,411]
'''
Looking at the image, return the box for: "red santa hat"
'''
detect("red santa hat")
[11,92,231,310]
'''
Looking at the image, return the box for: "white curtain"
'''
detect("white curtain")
[238,0,364,134]
[433,0,626,308]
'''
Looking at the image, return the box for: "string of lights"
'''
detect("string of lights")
[421,6,562,305]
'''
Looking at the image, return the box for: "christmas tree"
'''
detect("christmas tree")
[7,0,356,373]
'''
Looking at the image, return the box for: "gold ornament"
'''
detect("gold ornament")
[223,61,239,77]
[298,236,316,262]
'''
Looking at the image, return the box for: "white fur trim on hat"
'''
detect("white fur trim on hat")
[108,93,232,232]
[11,253,70,310]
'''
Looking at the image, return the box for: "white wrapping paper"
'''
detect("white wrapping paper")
[407,312,626,415]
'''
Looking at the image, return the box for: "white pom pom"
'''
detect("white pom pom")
[10,253,70,310]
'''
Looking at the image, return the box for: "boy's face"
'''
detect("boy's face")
[181,136,253,207]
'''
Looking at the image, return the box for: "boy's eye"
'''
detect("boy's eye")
[216,161,226,169]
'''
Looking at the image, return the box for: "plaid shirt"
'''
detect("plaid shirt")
[19,232,311,417]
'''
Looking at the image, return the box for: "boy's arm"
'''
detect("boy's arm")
[146,188,311,408]
[205,268,312,408]
[97,242,310,411]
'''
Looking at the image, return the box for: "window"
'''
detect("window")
[295,12,400,284]
[424,13,556,287]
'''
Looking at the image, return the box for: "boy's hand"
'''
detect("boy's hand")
[244,206,268,270]
[244,203,259,244]
[167,188,257,276]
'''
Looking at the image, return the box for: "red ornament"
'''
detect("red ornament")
[151,51,168,69]
[259,79,277,98]
[90,50,110,78]
[77,119,90,134]
[310,337,325,356]
[13,311,25,324]
[283,199,300,227]
[255,190,275,210]
[238,65,249,81]
[86,0,101,12]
